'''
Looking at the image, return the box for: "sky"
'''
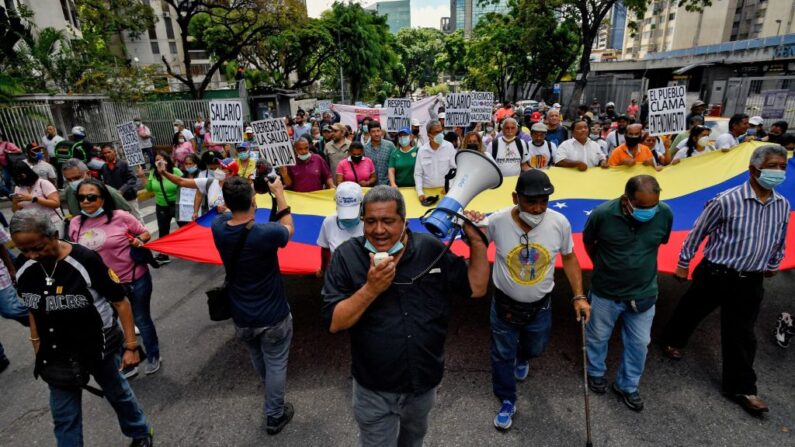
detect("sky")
[305,0,449,29]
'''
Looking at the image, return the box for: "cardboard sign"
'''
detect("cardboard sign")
[251,118,295,167]
[761,89,788,119]
[384,98,412,132]
[647,86,687,136]
[444,93,472,127]
[470,92,494,123]
[116,121,146,166]
[209,100,244,144]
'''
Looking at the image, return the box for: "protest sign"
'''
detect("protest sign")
[761,89,788,119]
[116,121,146,166]
[445,93,472,127]
[384,98,412,132]
[251,118,295,167]
[470,92,494,123]
[316,100,332,113]
[647,86,687,136]
[209,100,244,144]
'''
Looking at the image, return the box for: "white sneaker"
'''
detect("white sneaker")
[134,326,140,336]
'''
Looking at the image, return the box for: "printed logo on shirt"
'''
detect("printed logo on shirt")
[506,242,551,286]
[77,228,107,251]
[20,292,90,311]
[108,268,120,284]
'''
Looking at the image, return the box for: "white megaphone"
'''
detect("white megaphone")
[422,149,503,238]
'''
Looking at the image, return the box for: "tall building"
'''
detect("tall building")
[4,0,82,37]
[365,0,411,34]
[622,0,795,60]
[592,1,627,61]
[448,0,510,37]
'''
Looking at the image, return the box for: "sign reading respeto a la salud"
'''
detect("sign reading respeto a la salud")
[647,86,687,136]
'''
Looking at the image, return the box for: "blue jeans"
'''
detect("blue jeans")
[0,284,28,325]
[490,296,552,403]
[1,165,13,194]
[237,314,293,418]
[586,292,655,393]
[49,350,150,446]
[127,271,159,360]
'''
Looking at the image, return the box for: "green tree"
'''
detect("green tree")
[437,30,466,81]
[76,0,157,59]
[321,2,398,102]
[392,27,446,96]
[162,0,304,99]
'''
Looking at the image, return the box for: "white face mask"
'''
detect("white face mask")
[697,136,710,148]
[213,168,226,181]
[519,211,545,228]
[173,126,179,133]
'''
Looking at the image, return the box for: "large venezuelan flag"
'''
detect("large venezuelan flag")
[146,142,795,275]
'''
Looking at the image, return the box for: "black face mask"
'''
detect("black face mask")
[617,126,627,134]
[767,133,781,143]
[412,128,420,136]
[351,155,363,164]
[466,143,479,151]
[532,140,545,147]
[625,135,642,147]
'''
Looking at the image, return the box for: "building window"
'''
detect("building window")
[169,42,178,54]
[148,26,157,40]
[164,17,175,40]
[190,63,210,77]
[151,41,160,55]
[668,13,675,21]
[60,0,80,28]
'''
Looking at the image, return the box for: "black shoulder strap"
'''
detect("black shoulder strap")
[491,138,499,159]
[614,131,619,147]
[518,139,525,159]
[225,220,254,283]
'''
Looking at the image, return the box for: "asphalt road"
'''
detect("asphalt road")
[0,199,793,446]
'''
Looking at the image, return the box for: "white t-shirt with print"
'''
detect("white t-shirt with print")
[526,141,556,169]
[487,207,573,303]
[194,177,223,210]
[317,213,364,254]
[494,138,530,177]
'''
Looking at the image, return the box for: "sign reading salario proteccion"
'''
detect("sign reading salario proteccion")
[251,118,296,167]
[647,86,687,136]
[444,93,472,127]
[209,100,244,144]
[116,121,146,166]
[384,98,412,132]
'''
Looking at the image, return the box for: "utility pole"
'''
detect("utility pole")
[337,29,345,104]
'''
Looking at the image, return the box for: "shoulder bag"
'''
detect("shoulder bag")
[205,220,254,321]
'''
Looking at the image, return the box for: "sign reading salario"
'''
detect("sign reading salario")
[251,118,295,167]
[116,121,146,166]
[209,100,244,144]
[470,92,494,123]
[444,93,472,127]
[384,98,412,132]
[647,86,687,136]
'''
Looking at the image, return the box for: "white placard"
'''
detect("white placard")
[647,86,687,136]
[470,92,494,123]
[251,118,295,167]
[444,93,472,127]
[384,98,412,132]
[209,100,244,144]
[316,100,332,113]
[116,121,146,166]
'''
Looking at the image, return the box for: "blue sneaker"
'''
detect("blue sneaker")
[494,400,516,430]
[514,361,529,381]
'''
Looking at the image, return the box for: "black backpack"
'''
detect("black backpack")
[491,138,526,162]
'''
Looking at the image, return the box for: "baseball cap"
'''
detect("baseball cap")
[515,169,554,197]
[749,115,764,126]
[411,118,421,126]
[173,119,184,126]
[438,112,446,119]
[692,100,705,108]
[245,126,254,133]
[530,111,542,123]
[322,124,334,132]
[531,123,548,133]
[236,142,250,150]
[398,127,411,135]
[331,123,346,132]
[606,102,615,108]
[552,103,561,109]
[335,182,363,219]
[220,158,239,175]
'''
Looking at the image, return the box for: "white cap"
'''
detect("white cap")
[411,118,421,126]
[531,123,548,133]
[749,115,764,126]
[552,103,561,109]
[438,112,446,119]
[606,101,615,108]
[245,126,254,133]
[336,182,363,220]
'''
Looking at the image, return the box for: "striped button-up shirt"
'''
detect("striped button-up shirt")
[364,139,396,186]
[678,181,790,272]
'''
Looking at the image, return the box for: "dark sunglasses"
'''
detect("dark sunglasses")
[77,194,100,203]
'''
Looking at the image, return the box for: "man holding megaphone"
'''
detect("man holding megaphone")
[321,185,489,447]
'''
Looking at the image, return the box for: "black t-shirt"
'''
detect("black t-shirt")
[16,243,127,370]
[211,214,291,328]
[321,231,472,394]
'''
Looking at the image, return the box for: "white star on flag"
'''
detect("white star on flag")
[584,210,592,216]
[552,202,567,209]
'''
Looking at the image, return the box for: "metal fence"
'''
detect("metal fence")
[103,100,213,146]
[723,76,795,126]
[0,103,55,147]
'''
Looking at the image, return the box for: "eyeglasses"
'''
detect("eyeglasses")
[77,194,100,203]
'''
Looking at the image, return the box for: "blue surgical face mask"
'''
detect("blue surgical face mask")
[69,179,83,190]
[362,125,369,133]
[338,217,360,229]
[35,151,44,161]
[238,151,250,160]
[630,204,658,222]
[399,136,410,147]
[364,224,406,255]
[185,166,198,174]
[433,133,445,145]
[81,207,104,218]
[757,168,786,190]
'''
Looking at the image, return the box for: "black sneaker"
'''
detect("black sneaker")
[587,375,607,394]
[154,254,170,265]
[266,402,294,435]
[774,312,794,349]
[129,428,154,446]
[0,357,9,375]
[612,382,644,412]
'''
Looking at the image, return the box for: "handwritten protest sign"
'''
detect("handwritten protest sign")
[251,118,295,167]
[116,121,146,166]
[647,86,686,136]
[384,98,412,132]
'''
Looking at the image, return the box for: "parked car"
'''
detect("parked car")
[704,117,729,143]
